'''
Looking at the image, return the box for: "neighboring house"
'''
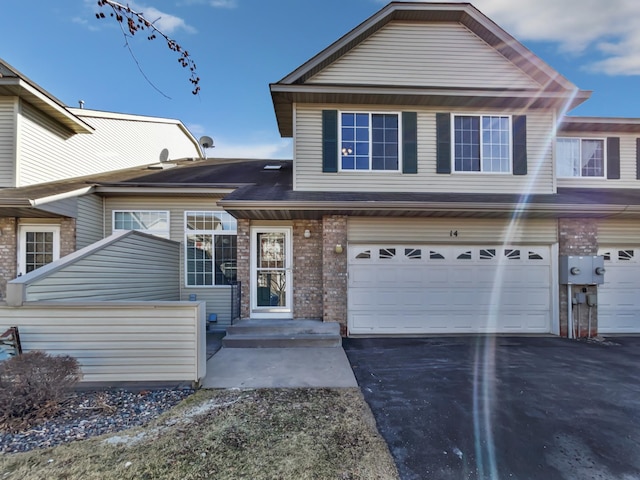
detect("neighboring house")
[0,58,203,299]
[4,1,640,351]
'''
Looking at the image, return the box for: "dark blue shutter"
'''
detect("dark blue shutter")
[607,137,620,179]
[636,139,640,180]
[512,115,527,175]
[436,113,451,174]
[322,110,338,173]
[402,112,418,174]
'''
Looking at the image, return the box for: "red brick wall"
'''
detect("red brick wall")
[558,218,598,338]
[293,220,322,319]
[322,215,348,335]
[0,218,17,300]
[236,218,251,319]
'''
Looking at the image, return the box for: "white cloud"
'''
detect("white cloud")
[210,139,292,159]
[209,0,238,8]
[464,0,640,76]
[132,3,197,35]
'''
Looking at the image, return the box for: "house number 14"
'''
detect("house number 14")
[449,230,458,237]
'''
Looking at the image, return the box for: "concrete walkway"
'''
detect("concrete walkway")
[201,347,358,388]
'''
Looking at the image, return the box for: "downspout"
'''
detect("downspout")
[567,284,574,339]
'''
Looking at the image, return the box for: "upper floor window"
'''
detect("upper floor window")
[340,112,400,171]
[556,138,605,178]
[113,211,170,238]
[453,115,511,173]
[185,211,237,287]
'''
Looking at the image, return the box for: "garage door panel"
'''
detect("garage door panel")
[598,247,640,333]
[348,244,552,335]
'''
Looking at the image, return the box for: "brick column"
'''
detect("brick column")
[60,218,76,258]
[293,220,322,319]
[322,215,348,335]
[558,218,598,338]
[0,218,17,300]
[236,219,251,319]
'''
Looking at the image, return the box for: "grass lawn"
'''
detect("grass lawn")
[0,388,399,480]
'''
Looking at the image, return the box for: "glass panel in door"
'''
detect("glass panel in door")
[256,232,288,308]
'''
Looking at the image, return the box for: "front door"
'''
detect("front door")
[251,227,292,318]
[17,224,60,276]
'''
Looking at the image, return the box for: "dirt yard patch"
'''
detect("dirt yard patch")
[0,388,398,480]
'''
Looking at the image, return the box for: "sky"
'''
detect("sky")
[2,0,640,160]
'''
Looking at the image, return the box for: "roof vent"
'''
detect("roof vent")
[263,164,282,170]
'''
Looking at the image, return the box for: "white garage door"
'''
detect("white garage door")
[598,247,640,334]
[348,245,552,335]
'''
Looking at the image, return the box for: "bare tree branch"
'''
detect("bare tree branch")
[96,0,201,96]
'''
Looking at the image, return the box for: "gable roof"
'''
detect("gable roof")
[270,2,591,137]
[0,58,93,134]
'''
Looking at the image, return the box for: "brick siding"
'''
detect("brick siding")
[558,218,598,338]
[0,218,17,300]
[322,215,348,335]
[293,220,322,319]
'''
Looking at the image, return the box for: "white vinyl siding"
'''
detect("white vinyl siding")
[557,133,639,188]
[16,102,201,187]
[296,105,555,194]
[104,196,235,325]
[348,217,558,244]
[16,232,180,303]
[0,302,205,382]
[76,194,104,249]
[0,97,17,187]
[308,22,540,89]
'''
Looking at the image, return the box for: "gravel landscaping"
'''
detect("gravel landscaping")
[0,388,194,454]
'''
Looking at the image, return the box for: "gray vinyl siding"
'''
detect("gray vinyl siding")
[556,132,640,189]
[17,102,201,187]
[76,194,104,249]
[23,233,180,302]
[597,219,640,245]
[308,22,540,89]
[104,196,234,325]
[0,302,205,382]
[0,97,17,187]
[36,197,78,218]
[295,105,555,194]
[348,217,558,244]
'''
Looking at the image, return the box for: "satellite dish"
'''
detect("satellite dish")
[199,136,214,149]
[159,148,169,162]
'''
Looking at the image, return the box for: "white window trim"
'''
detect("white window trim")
[556,137,607,179]
[17,224,61,276]
[112,210,170,238]
[184,211,237,288]
[338,110,402,173]
[451,113,513,174]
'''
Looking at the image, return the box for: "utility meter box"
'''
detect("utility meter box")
[559,255,605,285]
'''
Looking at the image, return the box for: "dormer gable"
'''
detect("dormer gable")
[270,2,591,137]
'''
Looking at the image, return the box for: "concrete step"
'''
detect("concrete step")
[222,319,342,348]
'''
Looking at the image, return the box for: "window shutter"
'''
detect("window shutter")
[402,112,418,174]
[322,110,338,173]
[512,115,527,175]
[636,139,640,180]
[607,137,620,179]
[436,113,451,174]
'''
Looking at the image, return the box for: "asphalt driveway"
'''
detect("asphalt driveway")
[343,336,640,480]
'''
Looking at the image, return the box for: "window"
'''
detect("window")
[556,138,605,178]
[340,112,400,171]
[113,211,169,238]
[185,211,237,286]
[453,115,511,173]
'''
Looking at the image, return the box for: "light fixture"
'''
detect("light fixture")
[335,244,343,254]
[304,229,311,238]
[341,147,353,156]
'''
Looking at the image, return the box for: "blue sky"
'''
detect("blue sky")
[2,0,640,159]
